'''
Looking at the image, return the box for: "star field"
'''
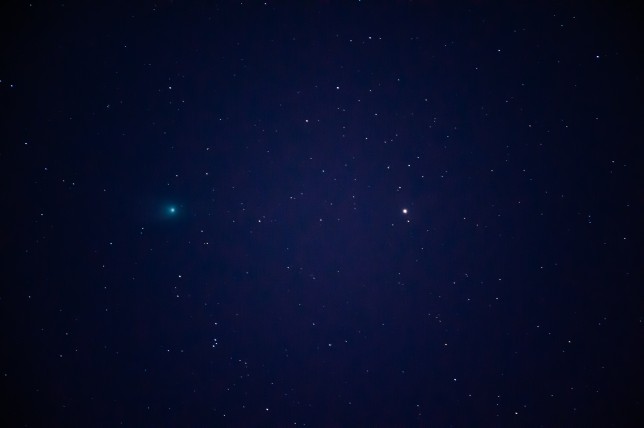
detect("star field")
[1,1,642,427]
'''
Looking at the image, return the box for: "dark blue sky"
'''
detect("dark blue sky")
[1,1,642,426]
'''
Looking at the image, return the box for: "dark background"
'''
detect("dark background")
[1,1,642,426]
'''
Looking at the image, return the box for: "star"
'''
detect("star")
[402,208,408,214]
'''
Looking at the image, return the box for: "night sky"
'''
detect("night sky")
[1,1,643,426]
